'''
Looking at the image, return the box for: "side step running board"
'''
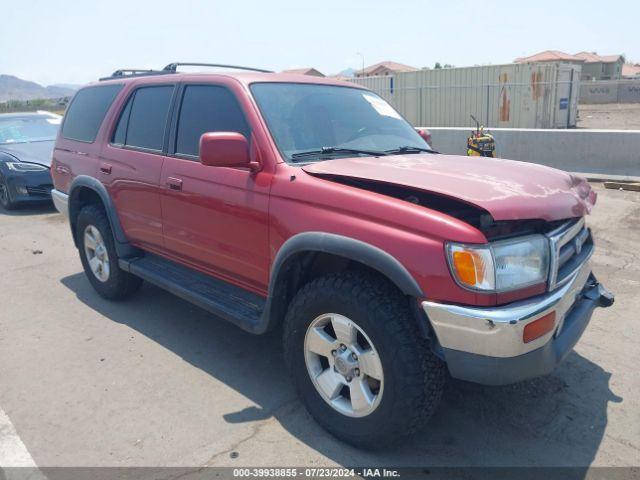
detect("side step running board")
[119,254,266,333]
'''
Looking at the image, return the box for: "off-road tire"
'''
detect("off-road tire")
[76,204,142,300]
[283,272,445,448]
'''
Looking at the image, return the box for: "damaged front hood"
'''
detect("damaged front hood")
[302,154,596,222]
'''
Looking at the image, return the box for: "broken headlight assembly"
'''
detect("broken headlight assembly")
[446,235,550,292]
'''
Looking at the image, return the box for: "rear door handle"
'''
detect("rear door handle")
[167,177,183,191]
[99,163,112,174]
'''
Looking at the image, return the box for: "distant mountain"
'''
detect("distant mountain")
[336,68,356,78]
[0,75,78,102]
[49,83,82,90]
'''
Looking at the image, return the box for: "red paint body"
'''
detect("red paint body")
[52,72,596,307]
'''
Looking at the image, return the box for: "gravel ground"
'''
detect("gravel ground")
[0,184,638,471]
[578,103,640,130]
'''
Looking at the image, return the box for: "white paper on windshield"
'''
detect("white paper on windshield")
[46,118,61,125]
[362,93,401,119]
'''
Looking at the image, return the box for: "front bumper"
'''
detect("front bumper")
[422,262,613,385]
[51,189,69,217]
[2,168,53,204]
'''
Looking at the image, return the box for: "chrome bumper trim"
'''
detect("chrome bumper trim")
[51,189,69,217]
[422,260,593,358]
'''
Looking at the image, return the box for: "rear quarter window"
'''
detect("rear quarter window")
[61,84,123,143]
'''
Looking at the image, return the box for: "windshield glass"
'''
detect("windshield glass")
[0,115,60,145]
[250,83,430,162]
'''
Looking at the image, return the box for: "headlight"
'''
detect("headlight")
[447,235,549,292]
[5,162,48,172]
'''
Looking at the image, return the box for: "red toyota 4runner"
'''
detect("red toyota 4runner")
[51,63,613,448]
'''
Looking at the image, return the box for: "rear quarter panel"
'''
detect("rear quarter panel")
[52,82,129,193]
[51,136,100,193]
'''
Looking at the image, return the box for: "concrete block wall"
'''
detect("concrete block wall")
[579,80,640,104]
[426,127,640,177]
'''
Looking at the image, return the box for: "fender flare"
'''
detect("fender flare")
[258,232,424,333]
[68,175,137,257]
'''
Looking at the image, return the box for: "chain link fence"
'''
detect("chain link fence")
[348,79,579,129]
[0,98,69,114]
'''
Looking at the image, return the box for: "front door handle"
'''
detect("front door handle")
[167,177,183,191]
[99,163,112,174]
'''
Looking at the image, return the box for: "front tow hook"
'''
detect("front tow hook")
[597,285,615,307]
[584,280,615,308]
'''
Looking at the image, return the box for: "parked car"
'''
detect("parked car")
[0,111,61,209]
[51,63,613,448]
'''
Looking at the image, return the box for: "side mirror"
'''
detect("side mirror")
[199,132,258,171]
[416,128,431,144]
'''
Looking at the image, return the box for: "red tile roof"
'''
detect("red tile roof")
[622,63,640,78]
[359,61,418,75]
[280,67,325,77]
[515,50,624,64]
[515,50,581,63]
[574,52,623,63]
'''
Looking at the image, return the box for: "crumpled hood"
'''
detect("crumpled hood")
[0,140,54,168]
[302,154,596,222]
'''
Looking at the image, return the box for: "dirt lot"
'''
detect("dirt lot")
[578,103,640,130]
[0,184,639,473]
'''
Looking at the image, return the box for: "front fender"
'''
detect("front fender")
[255,232,424,334]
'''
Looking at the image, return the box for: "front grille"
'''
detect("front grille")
[26,184,53,197]
[547,218,593,290]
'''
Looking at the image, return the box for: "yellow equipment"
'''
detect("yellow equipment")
[466,115,495,157]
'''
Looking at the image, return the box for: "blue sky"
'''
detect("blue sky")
[2,0,636,85]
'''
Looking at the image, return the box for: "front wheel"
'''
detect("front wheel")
[0,174,16,210]
[283,272,445,448]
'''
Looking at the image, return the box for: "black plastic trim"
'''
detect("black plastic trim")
[68,175,137,257]
[271,232,423,297]
[258,232,424,333]
[119,254,265,333]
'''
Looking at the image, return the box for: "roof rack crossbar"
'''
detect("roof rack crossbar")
[99,63,273,82]
[99,69,173,81]
[162,62,273,74]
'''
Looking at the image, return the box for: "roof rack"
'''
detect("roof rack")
[99,69,172,81]
[99,63,273,81]
[162,62,273,74]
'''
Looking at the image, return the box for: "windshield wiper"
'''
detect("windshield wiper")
[290,146,387,162]
[385,145,438,155]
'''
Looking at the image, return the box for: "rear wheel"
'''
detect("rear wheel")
[0,174,16,210]
[76,204,142,300]
[283,272,445,448]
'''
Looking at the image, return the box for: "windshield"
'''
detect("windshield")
[250,83,430,163]
[0,115,60,145]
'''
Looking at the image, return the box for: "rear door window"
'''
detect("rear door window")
[62,84,123,142]
[112,85,174,151]
[175,85,250,157]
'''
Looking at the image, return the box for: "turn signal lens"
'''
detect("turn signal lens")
[452,250,484,285]
[523,312,556,343]
[448,244,495,290]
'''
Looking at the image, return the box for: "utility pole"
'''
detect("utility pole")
[356,52,364,77]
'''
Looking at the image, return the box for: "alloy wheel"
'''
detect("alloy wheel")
[304,313,384,417]
[83,225,110,282]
